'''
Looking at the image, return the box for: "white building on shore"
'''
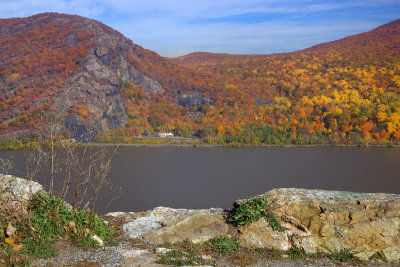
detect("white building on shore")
[157,132,174,138]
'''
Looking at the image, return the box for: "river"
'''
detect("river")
[1,146,399,214]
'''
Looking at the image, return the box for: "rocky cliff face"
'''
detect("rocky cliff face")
[0,13,166,136]
[46,13,165,133]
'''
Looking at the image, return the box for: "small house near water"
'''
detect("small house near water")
[157,132,174,138]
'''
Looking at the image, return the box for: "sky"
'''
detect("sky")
[0,0,399,57]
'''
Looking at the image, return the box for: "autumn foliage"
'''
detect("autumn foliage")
[0,13,94,132]
[124,19,400,145]
[1,13,400,145]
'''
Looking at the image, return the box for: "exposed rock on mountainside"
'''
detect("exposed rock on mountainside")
[47,13,166,133]
[177,94,213,108]
[0,13,166,135]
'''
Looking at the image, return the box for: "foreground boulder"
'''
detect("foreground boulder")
[263,188,400,262]
[0,174,43,218]
[237,218,290,251]
[108,207,235,244]
[114,188,400,263]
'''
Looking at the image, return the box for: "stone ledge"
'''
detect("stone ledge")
[2,174,400,262]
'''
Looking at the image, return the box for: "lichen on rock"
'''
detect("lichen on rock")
[0,174,43,218]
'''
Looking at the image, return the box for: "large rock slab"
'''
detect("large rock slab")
[238,218,290,251]
[109,206,235,244]
[257,188,400,262]
[0,174,43,218]
[111,188,400,262]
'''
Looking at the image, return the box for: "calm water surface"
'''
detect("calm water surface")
[2,146,400,213]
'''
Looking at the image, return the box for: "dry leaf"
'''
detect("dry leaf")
[84,228,90,237]
[6,222,16,239]
[12,243,23,251]
[4,238,15,245]
[69,221,77,233]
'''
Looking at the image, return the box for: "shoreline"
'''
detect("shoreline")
[90,142,400,149]
[1,137,400,150]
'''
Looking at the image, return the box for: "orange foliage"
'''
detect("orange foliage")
[1,14,400,144]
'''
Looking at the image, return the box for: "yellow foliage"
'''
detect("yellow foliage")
[376,112,387,122]
[273,97,291,109]
[392,75,400,87]
[387,122,395,134]
[332,106,343,115]
[389,113,400,126]
[217,125,225,135]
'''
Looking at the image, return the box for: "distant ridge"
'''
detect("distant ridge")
[0,13,399,144]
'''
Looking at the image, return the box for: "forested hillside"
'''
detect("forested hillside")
[0,13,399,145]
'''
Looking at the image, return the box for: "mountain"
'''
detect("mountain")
[0,13,399,144]
[0,13,167,136]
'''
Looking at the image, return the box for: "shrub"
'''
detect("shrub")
[15,193,117,258]
[227,196,283,231]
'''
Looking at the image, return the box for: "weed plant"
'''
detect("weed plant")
[2,193,117,259]
[328,249,355,262]
[288,245,307,260]
[288,245,355,263]
[156,239,358,266]
[155,250,207,266]
[209,236,240,254]
[227,196,283,231]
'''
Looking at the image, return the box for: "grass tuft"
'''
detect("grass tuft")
[155,249,207,266]
[209,236,240,254]
[288,245,306,260]
[328,249,355,262]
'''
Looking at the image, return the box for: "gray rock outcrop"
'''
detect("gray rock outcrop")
[245,188,400,262]
[0,174,43,218]
[108,206,235,244]
[49,14,165,134]
[113,188,400,263]
[177,94,213,109]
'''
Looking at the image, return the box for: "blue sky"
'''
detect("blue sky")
[0,0,399,57]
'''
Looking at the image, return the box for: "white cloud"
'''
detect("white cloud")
[0,0,103,18]
[107,9,388,56]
